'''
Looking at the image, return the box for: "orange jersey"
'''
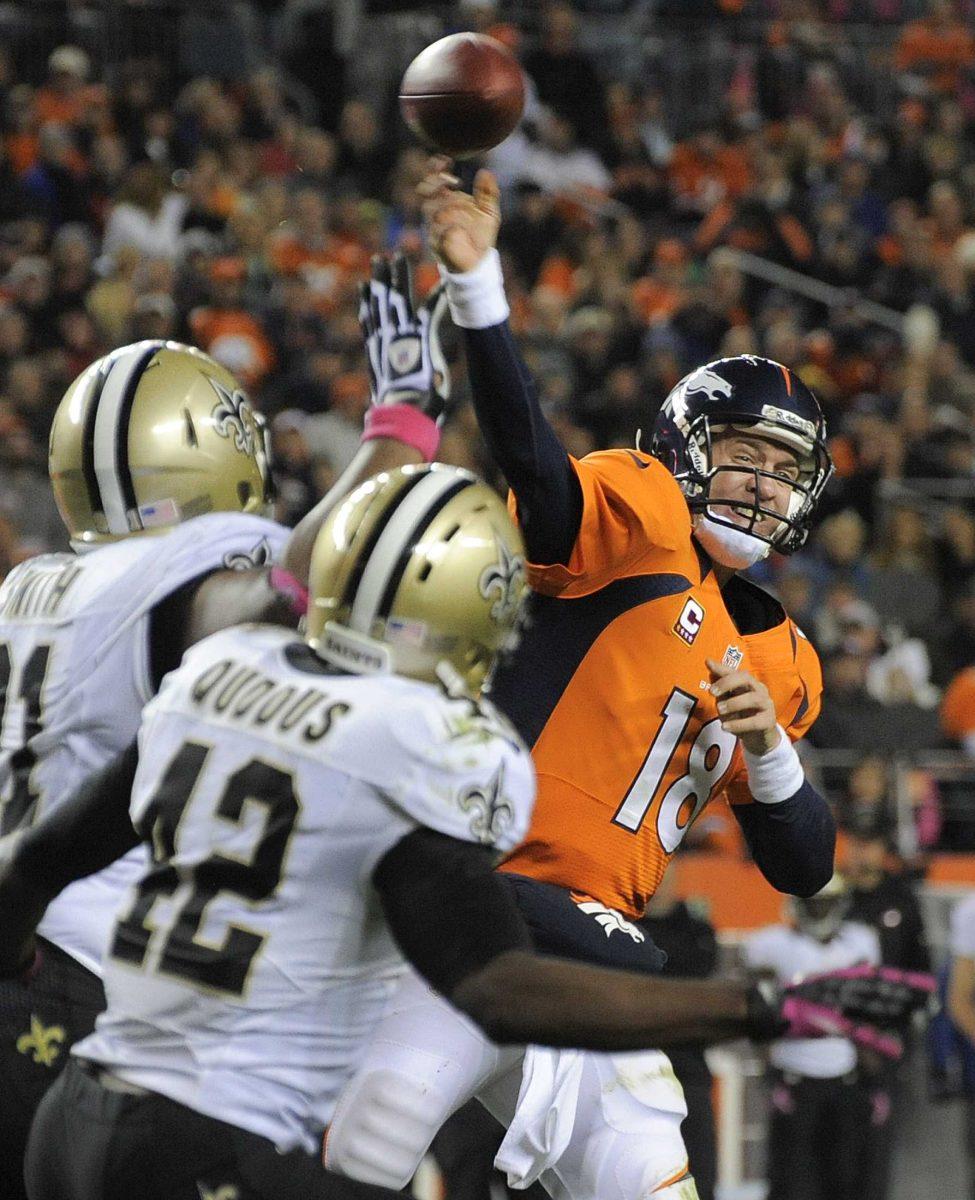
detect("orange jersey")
[494,450,822,918]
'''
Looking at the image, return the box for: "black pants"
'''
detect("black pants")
[677,1074,717,1200]
[26,1058,400,1200]
[851,1064,901,1200]
[0,939,105,1200]
[765,1070,868,1200]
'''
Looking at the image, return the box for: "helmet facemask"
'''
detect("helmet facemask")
[789,875,851,942]
[678,413,832,556]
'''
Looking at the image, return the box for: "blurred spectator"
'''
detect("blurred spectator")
[946,890,975,1200]
[843,806,931,972]
[188,257,275,390]
[841,804,931,1200]
[20,123,90,230]
[895,0,975,97]
[270,409,317,528]
[867,501,943,636]
[808,643,941,754]
[35,46,94,129]
[522,2,609,153]
[304,370,371,476]
[744,878,880,1200]
[101,161,187,268]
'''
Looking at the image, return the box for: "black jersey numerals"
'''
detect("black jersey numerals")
[0,641,53,835]
[111,740,299,997]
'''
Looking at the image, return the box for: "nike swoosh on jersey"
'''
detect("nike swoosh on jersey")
[626,451,651,469]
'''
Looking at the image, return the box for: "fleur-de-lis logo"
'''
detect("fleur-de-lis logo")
[458,763,513,846]
[223,537,273,570]
[16,1015,65,1067]
[209,377,257,456]
[478,537,525,624]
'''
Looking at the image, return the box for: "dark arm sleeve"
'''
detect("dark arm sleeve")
[732,778,835,897]
[0,740,140,976]
[372,827,531,996]
[465,323,583,565]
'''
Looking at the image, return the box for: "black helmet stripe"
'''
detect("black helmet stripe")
[79,360,111,519]
[349,469,476,635]
[338,467,431,612]
[375,477,472,621]
[91,342,163,534]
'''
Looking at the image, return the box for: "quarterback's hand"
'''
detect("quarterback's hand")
[707,658,778,756]
[359,252,450,421]
[418,156,501,274]
[747,965,937,1061]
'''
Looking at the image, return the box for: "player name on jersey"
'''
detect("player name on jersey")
[189,654,350,743]
[0,559,82,620]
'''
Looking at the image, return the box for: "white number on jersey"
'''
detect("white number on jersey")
[0,640,55,834]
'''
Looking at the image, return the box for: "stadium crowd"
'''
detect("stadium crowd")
[3,0,975,854]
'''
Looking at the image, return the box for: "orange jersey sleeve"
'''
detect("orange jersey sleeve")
[508,449,692,597]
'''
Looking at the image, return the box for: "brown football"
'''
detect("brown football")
[399,33,526,159]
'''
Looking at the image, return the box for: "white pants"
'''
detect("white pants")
[326,968,696,1200]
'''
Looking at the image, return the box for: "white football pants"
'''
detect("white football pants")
[326,968,697,1200]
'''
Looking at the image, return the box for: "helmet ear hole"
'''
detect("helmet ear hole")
[237,481,252,508]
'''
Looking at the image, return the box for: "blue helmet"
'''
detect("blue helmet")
[645,355,833,554]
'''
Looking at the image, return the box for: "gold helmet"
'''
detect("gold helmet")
[50,340,274,549]
[307,464,526,692]
[788,872,851,943]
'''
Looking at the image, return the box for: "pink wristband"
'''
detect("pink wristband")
[362,404,441,462]
[270,566,310,618]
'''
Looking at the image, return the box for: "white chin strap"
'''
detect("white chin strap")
[695,513,772,569]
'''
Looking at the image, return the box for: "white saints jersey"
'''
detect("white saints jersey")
[76,624,535,1154]
[0,512,287,973]
[744,921,880,1078]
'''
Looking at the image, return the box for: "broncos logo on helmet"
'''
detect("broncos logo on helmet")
[647,355,833,554]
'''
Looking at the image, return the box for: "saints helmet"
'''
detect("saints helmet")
[306,463,526,691]
[646,355,833,553]
[789,873,851,943]
[50,340,274,549]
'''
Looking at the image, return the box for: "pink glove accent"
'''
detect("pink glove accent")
[362,405,441,462]
[779,995,904,1059]
[270,566,310,618]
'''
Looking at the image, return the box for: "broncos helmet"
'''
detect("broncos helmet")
[306,464,527,692]
[50,340,274,550]
[646,355,832,554]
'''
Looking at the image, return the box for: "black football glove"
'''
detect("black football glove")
[747,964,937,1061]
[359,253,450,422]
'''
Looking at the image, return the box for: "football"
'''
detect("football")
[399,33,526,159]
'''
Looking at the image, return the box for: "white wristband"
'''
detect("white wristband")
[439,248,510,329]
[742,726,805,805]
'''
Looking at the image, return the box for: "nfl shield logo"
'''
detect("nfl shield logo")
[723,645,743,670]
